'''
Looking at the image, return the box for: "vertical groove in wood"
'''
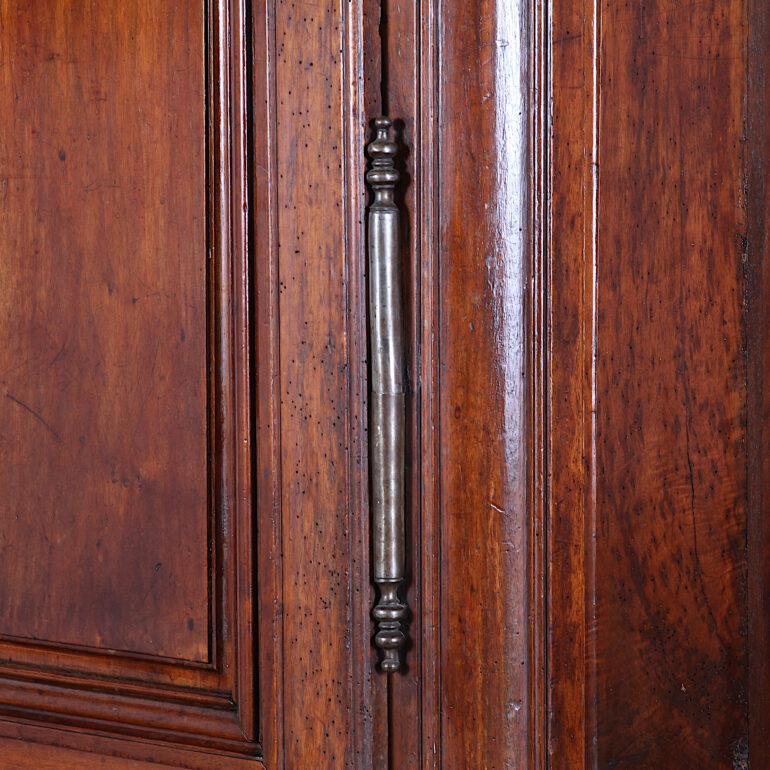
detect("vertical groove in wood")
[382,0,422,762]
[253,0,284,764]
[345,0,386,765]
[530,0,548,767]
[417,0,442,766]
[231,0,258,740]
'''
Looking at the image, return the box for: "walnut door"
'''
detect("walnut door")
[6,1,761,768]
[0,2,377,767]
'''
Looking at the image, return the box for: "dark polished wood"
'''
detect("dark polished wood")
[748,1,770,767]
[546,0,750,767]
[0,0,376,766]
[434,0,531,766]
[386,0,533,766]
[0,0,764,767]
[391,0,763,768]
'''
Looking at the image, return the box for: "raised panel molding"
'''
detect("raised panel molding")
[0,0,260,762]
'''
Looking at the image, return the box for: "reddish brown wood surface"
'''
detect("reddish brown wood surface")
[0,722,264,769]
[748,0,770,765]
[0,737,177,770]
[1,0,761,767]
[388,0,534,766]
[404,0,533,766]
[545,0,595,764]
[0,0,263,764]
[271,0,377,766]
[547,0,749,767]
[596,1,747,764]
[0,0,383,765]
[0,0,208,663]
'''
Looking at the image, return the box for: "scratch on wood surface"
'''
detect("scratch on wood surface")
[6,392,62,442]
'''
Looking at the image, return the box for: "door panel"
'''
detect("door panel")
[594,0,746,762]
[2,0,758,767]
[0,0,380,766]
[388,0,763,767]
[0,0,209,664]
[0,0,262,763]
[547,0,750,767]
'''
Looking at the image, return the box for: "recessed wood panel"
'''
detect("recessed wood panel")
[0,0,209,662]
[0,0,265,762]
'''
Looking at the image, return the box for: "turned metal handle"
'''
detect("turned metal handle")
[367,117,407,672]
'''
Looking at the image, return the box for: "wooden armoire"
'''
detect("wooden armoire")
[0,0,766,768]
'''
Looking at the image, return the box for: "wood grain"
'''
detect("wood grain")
[435,0,531,766]
[273,0,374,766]
[545,0,595,764]
[748,0,770,766]
[0,737,177,770]
[547,0,749,766]
[0,0,263,763]
[4,0,756,765]
[0,0,382,763]
[387,0,535,765]
[0,724,263,770]
[0,0,208,663]
[596,0,747,764]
